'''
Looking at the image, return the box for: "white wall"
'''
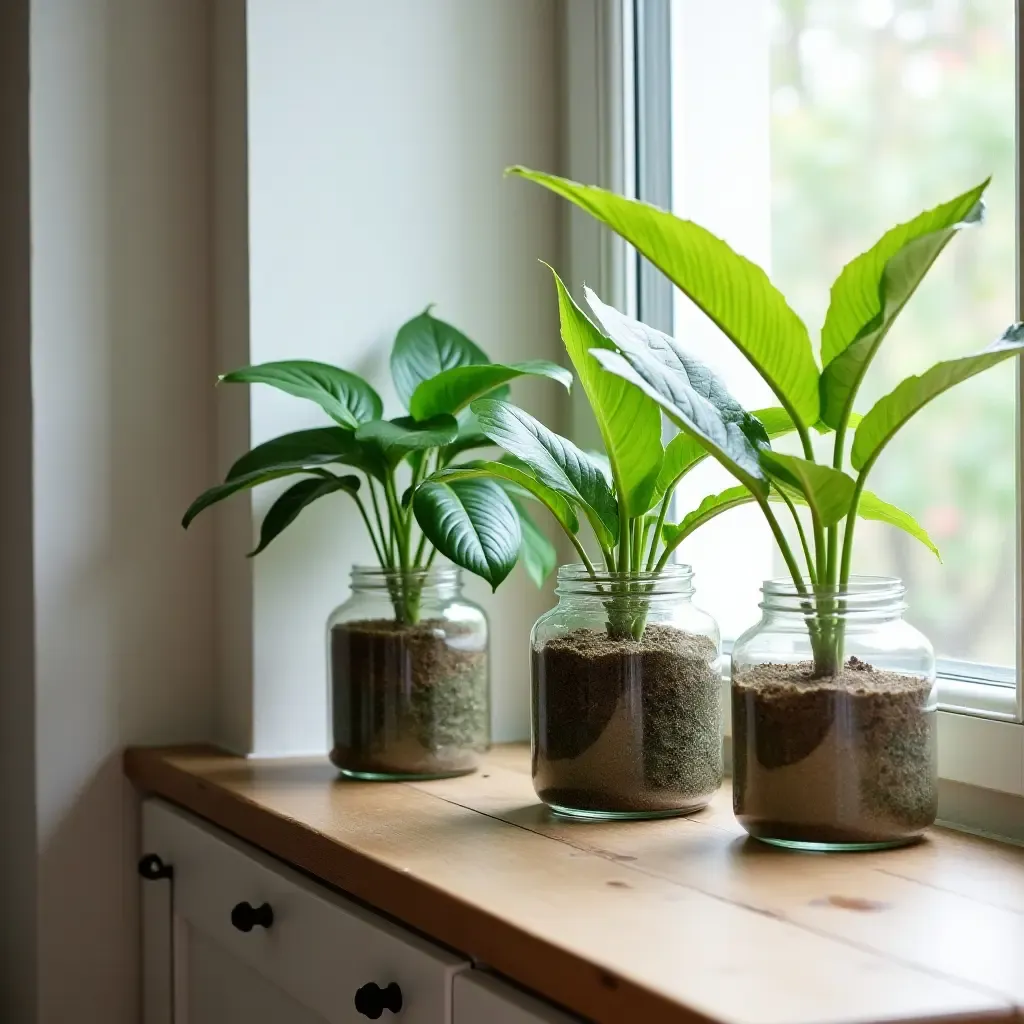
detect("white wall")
[28,1,215,1020]
[229,0,565,752]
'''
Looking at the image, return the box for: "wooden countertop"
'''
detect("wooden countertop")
[125,744,1024,1024]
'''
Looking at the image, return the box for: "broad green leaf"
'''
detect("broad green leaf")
[759,451,855,529]
[855,491,940,560]
[441,410,494,463]
[471,398,618,546]
[550,271,662,516]
[589,347,769,497]
[354,415,459,467]
[220,361,382,429]
[227,427,386,482]
[663,486,752,547]
[512,498,557,587]
[429,461,579,534]
[851,325,1024,472]
[509,167,820,425]
[391,308,490,409]
[183,464,330,528]
[820,181,988,428]
[663,485,939,559]
[250,475,361,556]
[650,406,799,509]
[413,478,520,589]
[409,360,571,421]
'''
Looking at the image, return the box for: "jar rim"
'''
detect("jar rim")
[350,564,461,584]
[762,574,905,599]
[555,561,695,596]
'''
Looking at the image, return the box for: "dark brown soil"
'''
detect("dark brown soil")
[733,660,936,845]
[532,624,721,815]
[330,618,488,778]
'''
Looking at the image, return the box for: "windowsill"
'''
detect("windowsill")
[126,744,1024,1024]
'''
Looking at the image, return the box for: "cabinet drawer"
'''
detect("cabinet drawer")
[143,799,467,1024]
[453,972,582,1024]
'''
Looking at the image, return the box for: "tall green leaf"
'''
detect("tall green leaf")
[227,427,386,482]
[588,347,769,496]
[250,475,361,555]
[851,326,1024,472]
[413,478,520,589]
[650,406,798,508]
[183,465,331,529]
[220,361,382,428]
[759,451,855,528]
[409,360,571,421]
[509,167,820,426]
[354,415,459,467]
[429,461,579,534]
[391,308,490,409]
[664,485,938,558]
[512,498,557,587]
[471,398,618,546]
[663,486,753,547]
[550,270,663,516]
[819,181,988,428]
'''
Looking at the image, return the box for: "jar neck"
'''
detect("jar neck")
[759,576,907,624]
[349,565,461,600]
[554,562,695,601]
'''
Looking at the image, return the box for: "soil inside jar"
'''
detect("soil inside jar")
[733,659,936,845]
[330,618,488,778]
[532,624,721,815]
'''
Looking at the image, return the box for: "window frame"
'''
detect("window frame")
[563,0,1024,817]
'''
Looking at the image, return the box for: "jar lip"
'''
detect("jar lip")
[350,564,460,583]
[555,561,695,595]
[762,574,905,599]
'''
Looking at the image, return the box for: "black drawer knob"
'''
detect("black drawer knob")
[230,901,274,932]
[138,854,173,881]
[354,981,403,1019]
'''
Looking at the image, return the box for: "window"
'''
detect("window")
[628,0,1021,723]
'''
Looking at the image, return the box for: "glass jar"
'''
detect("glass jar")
[732,576,937,850]
[531,563,722,819]
[327,565,489,780]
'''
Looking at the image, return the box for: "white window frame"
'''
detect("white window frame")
[563,0,1024,831]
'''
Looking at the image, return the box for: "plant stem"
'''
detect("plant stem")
[776,487,816,586]
[646,490,672,570]
[368,481,393,566]
[840,469,870,586]
[353,492,386,566]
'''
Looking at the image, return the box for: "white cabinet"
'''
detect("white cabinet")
[141,799,467,1023]
[140,799,585,1024]
[453,973,581,1024]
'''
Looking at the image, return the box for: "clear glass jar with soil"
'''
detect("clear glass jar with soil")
[328,565,489,780]
[732,576,937,851]
[531,563,722,819]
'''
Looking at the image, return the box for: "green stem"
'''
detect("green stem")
[369,481,394,566]
[776,487,816,586]
[840,468,871,586]
[353,493,385,566]
[646,490,672,570]
[757,495,810,596]
[630,517,643,572]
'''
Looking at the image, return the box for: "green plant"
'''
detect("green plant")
[183,308,572,623]
[497,167,1024,672]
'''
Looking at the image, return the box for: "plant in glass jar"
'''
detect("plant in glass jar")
[510,166,1024,847]
[183,307,571,779]
[426,270,737,818]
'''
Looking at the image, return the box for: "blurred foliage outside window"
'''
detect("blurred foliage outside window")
[770,0,1016,665]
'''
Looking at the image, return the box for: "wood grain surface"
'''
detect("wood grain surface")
[124,745,1024,1024]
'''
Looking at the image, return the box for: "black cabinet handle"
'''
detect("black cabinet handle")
[354,981,403,1019]
[138,854,173,881]
[230,901,274,932]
